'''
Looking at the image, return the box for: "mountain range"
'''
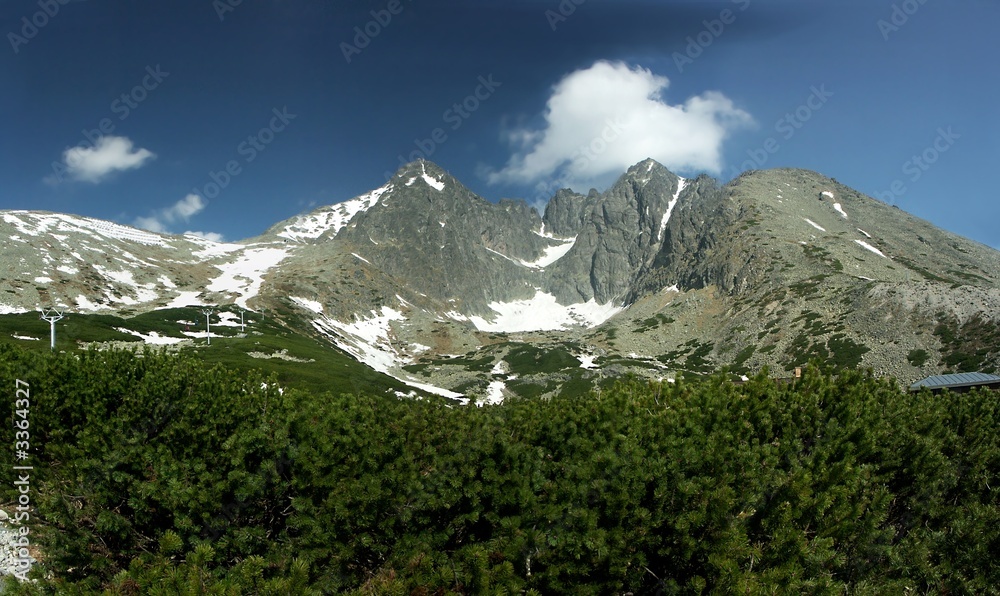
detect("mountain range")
[3,159,999,403]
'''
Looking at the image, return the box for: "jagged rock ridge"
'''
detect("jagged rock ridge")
[2,159,999,398]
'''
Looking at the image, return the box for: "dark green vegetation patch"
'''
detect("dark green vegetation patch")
[4,345,1000,593]
[0,309,409,398]
[934,314,1000,374]
[907,348,930,368]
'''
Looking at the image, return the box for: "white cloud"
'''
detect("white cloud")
[487,60,753,190]
[169,193,206,220]
[135,194,209,235]
[183,230,225,242]
[133,216,169,234]
[55,135,155,183]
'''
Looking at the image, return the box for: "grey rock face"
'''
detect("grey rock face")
[328,161,552,313]
[4,159,1000,390]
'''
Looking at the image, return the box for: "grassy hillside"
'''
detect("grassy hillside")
[0,308,410,398]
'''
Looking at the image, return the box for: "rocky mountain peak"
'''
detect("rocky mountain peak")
[387,159,452,194]
[4,160,1000,396]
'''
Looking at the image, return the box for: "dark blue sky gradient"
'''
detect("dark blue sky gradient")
[2,0,997,247]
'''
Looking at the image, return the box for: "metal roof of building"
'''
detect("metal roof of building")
[909,372,1000,391]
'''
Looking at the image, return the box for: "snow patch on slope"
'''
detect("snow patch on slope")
[658,177,687,242]
[312,307,407,373]
[291,297,324,314]
[75,295,109,311]
[163,291,204,309]
[409,162,446,190]
[804,218,826,232]
[399,379,465,401]
[421,173,445,191]
[468,290,622,333]
[308,306,466,401]
[521,237,576,269]
[2,212,167,246]
[277,184,390,242]
[189,238,244,259]
[534,223,571,240]
[115,328,186,345]
[482,381,506,406]
[855,240,887,258]
[485,239,576,270]
[207,246,289,308]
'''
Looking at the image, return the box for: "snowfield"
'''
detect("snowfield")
[486,237,577,270]
[468,290,623,333]
[658,177,687,242]
[163,291,205,309]
[519,237,577,269]
[482,381,506,406]
[577,353,598,369]
[405,162,446,191]
[303,305,466,401]
[277,183,391,242]
[855,239,888,258]
[291,297,324,314]
[207,246,290,308]
[804,219,826,232]
[115,328,186,345]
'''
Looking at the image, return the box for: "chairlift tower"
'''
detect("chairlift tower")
[201,307,215,345]
[40,309,65,351]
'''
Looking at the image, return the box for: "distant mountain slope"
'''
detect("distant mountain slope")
[0,211,295,314]
[3,160,999,399]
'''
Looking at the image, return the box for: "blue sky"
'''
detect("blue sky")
[2,0,998,248]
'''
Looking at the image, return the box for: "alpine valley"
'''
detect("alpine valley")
[3,159,999,403]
